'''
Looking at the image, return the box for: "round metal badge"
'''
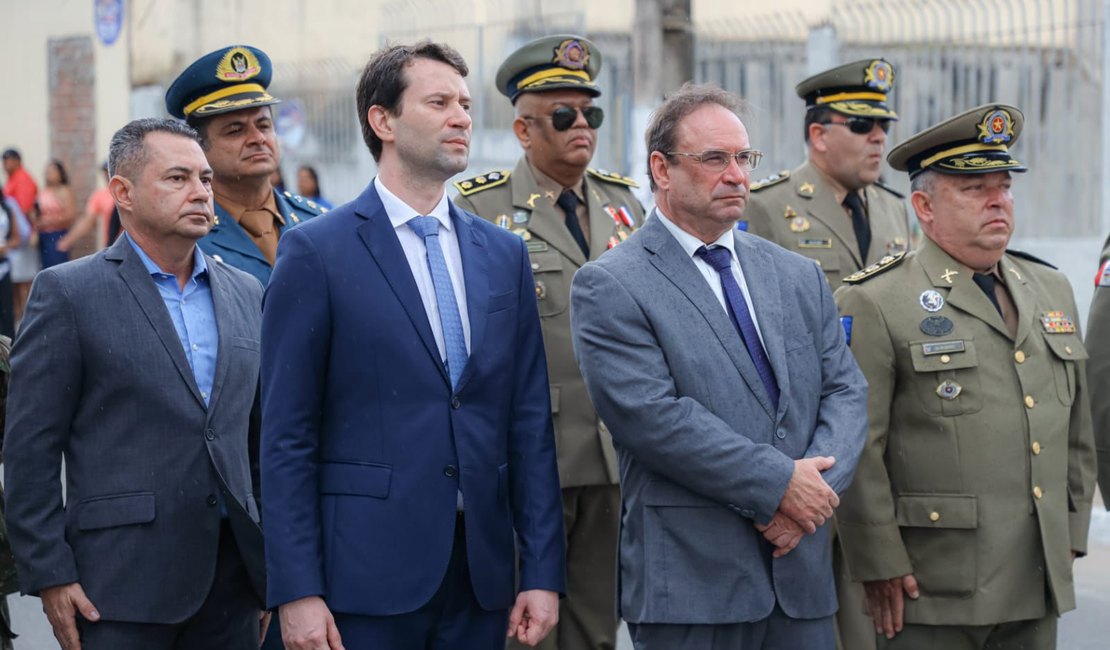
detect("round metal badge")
[919,290,944,312]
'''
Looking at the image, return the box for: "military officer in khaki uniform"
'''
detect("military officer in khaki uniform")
[1083,238,1110,501]
[746,59,910,285]
[835,104,1097,650]
[453,34,643,650]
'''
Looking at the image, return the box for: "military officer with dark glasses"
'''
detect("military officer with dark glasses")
[746,59,911,286]
[453,34,644,650]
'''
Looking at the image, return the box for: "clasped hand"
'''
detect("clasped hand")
[754,456,838,557]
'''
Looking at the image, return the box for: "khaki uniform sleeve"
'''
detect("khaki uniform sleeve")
[833,283,915,581]
[1067,291,1098,554]
[1085,262,1110,508]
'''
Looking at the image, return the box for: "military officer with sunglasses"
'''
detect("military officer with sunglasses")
[746,59,911,286]
[453,34,644,650]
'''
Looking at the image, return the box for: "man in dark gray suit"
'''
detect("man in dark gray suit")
[3,118,268,650]
[570,84,868,650]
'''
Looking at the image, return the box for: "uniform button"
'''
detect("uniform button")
[444,465,458,478]
[929,511,940,522]
[1014,350,1026,363]
[940,354,951,364]
[451,397,461,409]
[1032,441,1042,455]
[205,428,216,440]
[206,494,218,507]
[1024,395,1035,408]
[1065,345,1073,355]
[531,262,539,271]
[1033,486,1043,499]
[775,429,786,439]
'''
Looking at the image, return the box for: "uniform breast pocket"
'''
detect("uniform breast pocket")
[909,339,983,416]
[529,250,568,317]
[1044,335,1087,405]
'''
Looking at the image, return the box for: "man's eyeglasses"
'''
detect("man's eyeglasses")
[820,117,892,135]
[666,149,764,173]
[523,106,605,131]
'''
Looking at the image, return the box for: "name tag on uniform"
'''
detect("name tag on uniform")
[921,340,966,356]
[526,241,549,253]
[798,238,832,249]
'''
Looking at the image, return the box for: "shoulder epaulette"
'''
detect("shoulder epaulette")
[282,191,326,215]
[751,170,790,191]
[874,180,905,199]
[587,168,639,188]
[453,170,510,196]
[1007,249,1057,269]
[842,252,907,284]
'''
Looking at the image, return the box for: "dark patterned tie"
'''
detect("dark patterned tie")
[557,190,589,257]
[696,245,780,410]
[843,192,871,262]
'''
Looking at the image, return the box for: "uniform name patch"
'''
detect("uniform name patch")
[921,340,966,356]
[798,238,832,249]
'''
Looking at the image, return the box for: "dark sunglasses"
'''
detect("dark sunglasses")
[525,106,605,131]
[821,117,891,135]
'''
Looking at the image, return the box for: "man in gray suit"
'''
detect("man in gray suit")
[570,84,868,650]
[3,118,268,650]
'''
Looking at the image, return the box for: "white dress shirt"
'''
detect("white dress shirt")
[375,176,472,359]
[654,208,768,349]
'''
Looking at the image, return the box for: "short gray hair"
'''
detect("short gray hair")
[644,83,748,191]
[108,118,199,180]
[910,169,939,195]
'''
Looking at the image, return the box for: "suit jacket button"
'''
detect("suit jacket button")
[775,429,786,439]
[206,494,218,507]
[451,397,461,409]
[741,509,755,518]
[205,428,216,441]
[444,465,458,477]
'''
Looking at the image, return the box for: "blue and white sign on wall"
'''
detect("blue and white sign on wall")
[95,0,124,47]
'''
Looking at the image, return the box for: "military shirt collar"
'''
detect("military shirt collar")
[527,158,584,206]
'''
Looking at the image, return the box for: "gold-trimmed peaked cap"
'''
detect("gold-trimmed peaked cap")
[887,103,1027,178]
[165,45,280,120]
[796,58,898,120]
[495,34,602,102]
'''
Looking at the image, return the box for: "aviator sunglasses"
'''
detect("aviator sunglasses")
[820,117,892,135]
[524,105,605,131]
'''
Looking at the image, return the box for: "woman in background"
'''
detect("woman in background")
[35,159,75,269]
[296,164,333,209]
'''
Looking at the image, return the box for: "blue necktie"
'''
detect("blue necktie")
[696,245,780,410]
[408,216,468,388]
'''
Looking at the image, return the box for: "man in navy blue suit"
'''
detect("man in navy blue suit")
[260,41,566,650]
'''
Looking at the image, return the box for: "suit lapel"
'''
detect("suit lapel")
[797,163,861,267]
[206,260,232,410]
[641,215,775,418]
[734,232,789,418]
[108,237,206,407]
[512,160,588,267]
[453,203,486,392]
[354,184,450,385]
[917,238,1011,338]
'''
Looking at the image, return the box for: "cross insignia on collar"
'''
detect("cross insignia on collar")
[941,268,959,284]
[527,193,541,209]
[1008,267,1022,281]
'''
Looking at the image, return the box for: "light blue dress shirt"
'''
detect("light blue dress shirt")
[125,234,218,406]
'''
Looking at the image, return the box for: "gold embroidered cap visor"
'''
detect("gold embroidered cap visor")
[495,34,602,102]
[796,58,899,120]
[165,45,282,120]
[887,103,1028,179]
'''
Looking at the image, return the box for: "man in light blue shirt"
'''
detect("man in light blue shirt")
[3,118,269,650]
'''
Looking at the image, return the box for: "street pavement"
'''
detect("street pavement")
[8,508,1110,648]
